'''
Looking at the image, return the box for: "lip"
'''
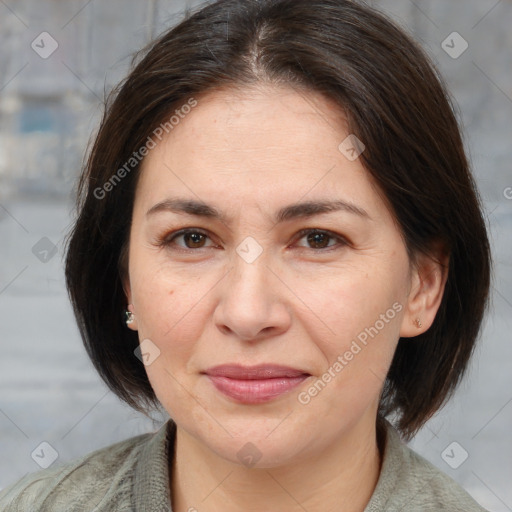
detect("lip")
[203,364,310,404]
[204,364,309,379]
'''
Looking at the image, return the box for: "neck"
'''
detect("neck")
[170,416,383,512]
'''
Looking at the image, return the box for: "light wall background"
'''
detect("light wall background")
[0,0,511,510]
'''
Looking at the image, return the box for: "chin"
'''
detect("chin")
[213,435,307,470]
[188,415,316,468]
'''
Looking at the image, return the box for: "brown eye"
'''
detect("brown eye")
[295,229,347,250]
[163,229,215,250]
[306,231,331,248]
[162,228,345,252]
[183,231,207,248]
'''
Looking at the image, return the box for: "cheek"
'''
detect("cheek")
[294,261,404,340]
[131,263,211,413]
[131,259,193,322]
[130,260,217,365]
[293,261,405,395]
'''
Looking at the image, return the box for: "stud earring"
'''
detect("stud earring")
[414,318,422,328]
[125,310,135,325]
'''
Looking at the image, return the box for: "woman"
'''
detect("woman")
[0,0,491,510]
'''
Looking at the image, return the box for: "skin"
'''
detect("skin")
[123,83,448,512]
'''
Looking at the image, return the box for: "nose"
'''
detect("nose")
[213,254,292,341]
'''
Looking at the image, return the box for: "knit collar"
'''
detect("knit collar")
[134,419,176,512]
[132,417,402,512]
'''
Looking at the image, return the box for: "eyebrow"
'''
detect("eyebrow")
[145,197,370,223]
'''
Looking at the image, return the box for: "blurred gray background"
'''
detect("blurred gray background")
[0,0,511,510]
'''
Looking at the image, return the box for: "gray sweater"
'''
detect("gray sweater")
[0,419,488,511]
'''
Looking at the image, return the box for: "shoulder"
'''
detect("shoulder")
[0,431,153,512]
[400,447,488,511]
[366,421,489,512]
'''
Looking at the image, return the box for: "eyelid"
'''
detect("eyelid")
[291,228,350,250]
[159,228,216,249]
[157,227,350,251]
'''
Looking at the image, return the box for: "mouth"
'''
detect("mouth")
[202,364,311,404]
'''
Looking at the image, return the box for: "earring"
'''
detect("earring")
[125,310,135,325]
[414,318,422,328]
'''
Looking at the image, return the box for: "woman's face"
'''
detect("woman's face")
[124,84,426,467]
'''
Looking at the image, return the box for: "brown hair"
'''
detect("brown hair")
[65,0,491,439]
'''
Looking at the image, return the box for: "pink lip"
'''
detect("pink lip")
[203,364,310,404]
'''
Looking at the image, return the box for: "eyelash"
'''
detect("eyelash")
[157,228,349,253]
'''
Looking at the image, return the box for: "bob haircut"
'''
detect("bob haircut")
[65,0,491,440]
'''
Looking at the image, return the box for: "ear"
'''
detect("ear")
[120,242,138,331]
[400,242,449,338]
[121,272,139,331]
[122,272,132,304]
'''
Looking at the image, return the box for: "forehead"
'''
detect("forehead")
[141,84,348,167]
[171,84,348,155]
[135,84,386,220]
